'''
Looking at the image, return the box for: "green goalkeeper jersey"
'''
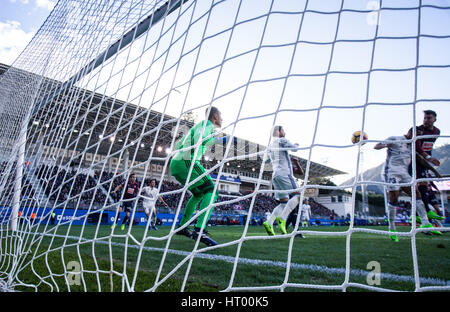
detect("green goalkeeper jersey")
[172,119,215,161]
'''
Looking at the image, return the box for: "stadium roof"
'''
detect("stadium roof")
[0,63,345,179]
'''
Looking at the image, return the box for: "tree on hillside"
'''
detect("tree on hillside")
[309,177,336,195]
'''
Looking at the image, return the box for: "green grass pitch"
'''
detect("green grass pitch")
[3,224,449,292]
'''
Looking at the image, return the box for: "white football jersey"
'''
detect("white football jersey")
[142,186,159,206]
[301,204,311,218]
[383,135,411,174]
[268,137,299,177]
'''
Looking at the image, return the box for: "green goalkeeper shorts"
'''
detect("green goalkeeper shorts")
[169,159,215,196]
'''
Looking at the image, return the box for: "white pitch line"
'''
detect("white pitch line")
[51,234,450,287]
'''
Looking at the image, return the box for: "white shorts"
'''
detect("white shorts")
[301,214,310,221]
[143,202,156,215]
[385,171,412,191]
[272,174,298,201]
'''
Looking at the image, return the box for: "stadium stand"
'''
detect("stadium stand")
[31,163,334,219]
[0,63,343,221]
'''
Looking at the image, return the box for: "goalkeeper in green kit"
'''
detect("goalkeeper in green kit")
[170,106,230,246]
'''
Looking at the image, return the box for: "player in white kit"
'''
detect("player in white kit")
[263,126,304,237]
[374,127,437,242]
[141,179,169,230]
[301,199,311,228]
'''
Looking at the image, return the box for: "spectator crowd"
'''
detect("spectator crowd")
[16,164,334,218]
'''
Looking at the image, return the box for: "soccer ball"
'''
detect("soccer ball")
[351,131,368,144]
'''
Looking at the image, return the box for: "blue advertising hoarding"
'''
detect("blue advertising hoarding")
[1,206,373,228]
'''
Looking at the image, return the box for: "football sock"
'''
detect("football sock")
[388,202,397,231]
[416,199,430,226]
[179,195,202,227]
[280,195,300,220]
[195,190,218,230]
[418,185,430,212]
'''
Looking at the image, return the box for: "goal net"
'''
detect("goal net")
[0,0,449,292]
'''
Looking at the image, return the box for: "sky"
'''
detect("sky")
[0,0,449,186]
